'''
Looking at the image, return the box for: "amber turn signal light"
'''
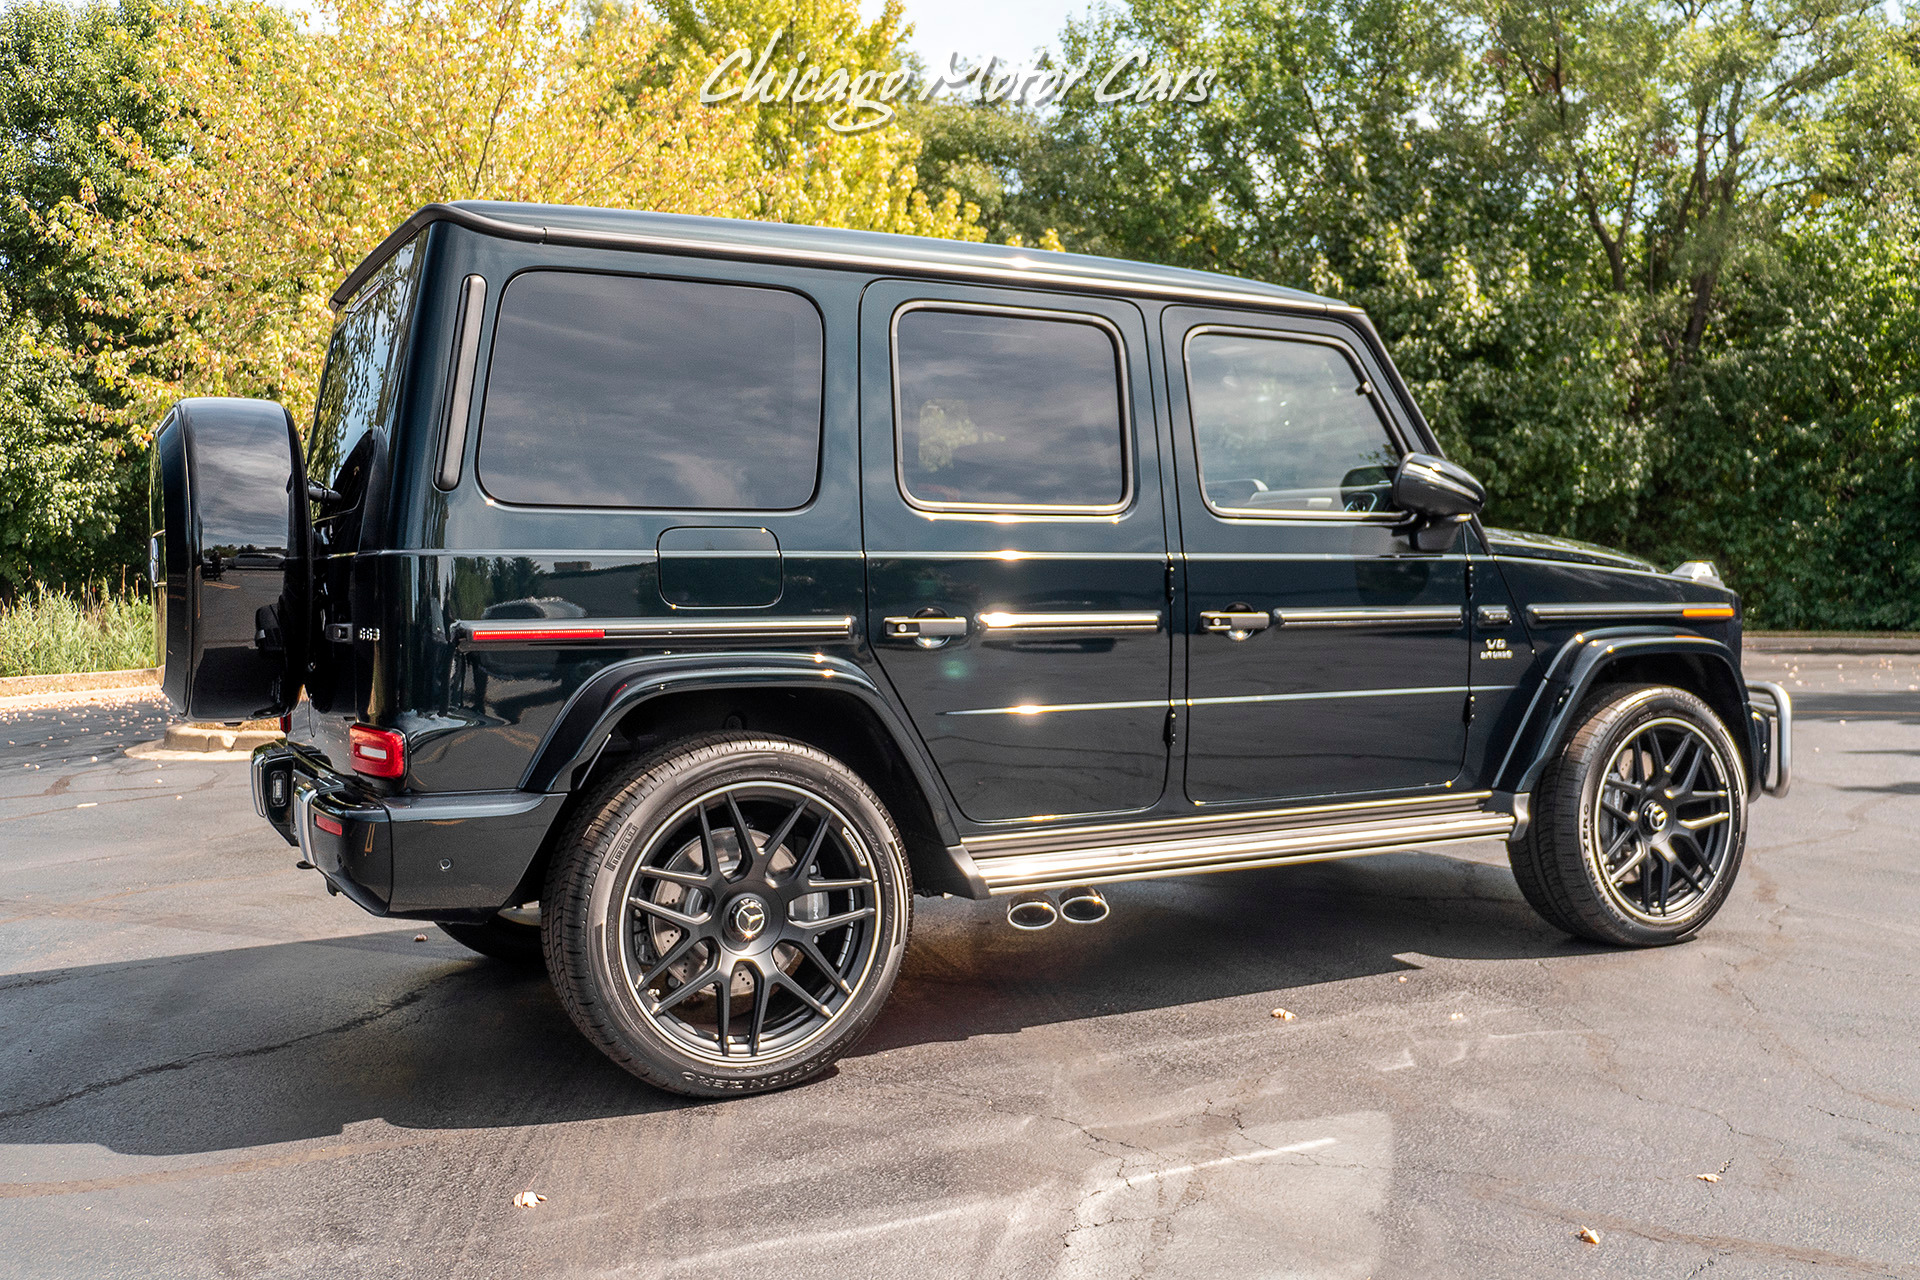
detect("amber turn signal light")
[348,724,406,778]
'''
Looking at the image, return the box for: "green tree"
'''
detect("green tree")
[645,0,986,237]
[1012,0,1656,539]
[899,95,1075,249]
[984,0,1920,624]
[0,1,169,597]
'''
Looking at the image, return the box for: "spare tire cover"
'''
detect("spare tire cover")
[149,397,310,721]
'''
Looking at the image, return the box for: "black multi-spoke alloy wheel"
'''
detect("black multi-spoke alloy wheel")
[1508,685,1748,946]
[437,914,545,966]
[544,733,911,1096]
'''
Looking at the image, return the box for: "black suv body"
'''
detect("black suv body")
[150,202,1790,1094]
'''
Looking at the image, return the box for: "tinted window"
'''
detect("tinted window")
[895,307,1127,510]
[477,272,823,509]
[309,236,420,501]
[1185,332,1401,515]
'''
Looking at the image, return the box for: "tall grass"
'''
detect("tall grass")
[0,587,154,678]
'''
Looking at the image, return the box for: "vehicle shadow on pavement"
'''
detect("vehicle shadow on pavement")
[856,847,1607,1056]
[0,849,1600,1158]
[0,942,694,1158]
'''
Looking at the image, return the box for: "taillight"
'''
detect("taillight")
[348,724,406,778]
[278,713,292,735]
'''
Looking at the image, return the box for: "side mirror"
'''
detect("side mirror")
[1392,453,1485,521]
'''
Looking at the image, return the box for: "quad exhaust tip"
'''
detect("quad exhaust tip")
[1005,888,1109,930]
[1006,896,1058,931]
[1058,888,1109,924]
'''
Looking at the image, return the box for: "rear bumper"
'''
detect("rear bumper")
[251,742,565,919]
[1746,680,1792,798]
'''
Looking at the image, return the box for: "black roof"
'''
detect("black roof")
[332,201,1349,313]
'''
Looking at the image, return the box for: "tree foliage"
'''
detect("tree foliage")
[654,0,987,236]
[3,0,1917,626]
[0,1,168,594]
[972,0,1920,624]
[69,0,772,428]
[1,0,983,597]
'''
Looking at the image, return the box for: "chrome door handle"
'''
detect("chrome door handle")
[884,615,968,647]
[1200,610,1271,640]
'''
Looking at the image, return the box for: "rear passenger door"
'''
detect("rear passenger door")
[861,282,1173,824]
[1165,308,1471,805]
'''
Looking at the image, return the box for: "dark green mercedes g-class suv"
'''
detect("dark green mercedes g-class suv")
[149,202,1789,1095]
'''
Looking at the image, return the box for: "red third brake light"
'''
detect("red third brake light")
[348,724,406,779]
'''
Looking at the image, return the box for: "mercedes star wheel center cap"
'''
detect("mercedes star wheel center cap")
[1643,801,1669,829]
[728,894,770,944]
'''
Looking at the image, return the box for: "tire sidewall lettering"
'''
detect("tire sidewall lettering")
[559,735,910,1092]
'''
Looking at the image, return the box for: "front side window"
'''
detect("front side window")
[1184,331,1401,516]
[894,306,1129,511]
[476,272,823,510]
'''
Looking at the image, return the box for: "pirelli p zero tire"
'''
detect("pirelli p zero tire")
[543,732,912,1097]
[1508,684,1749,947]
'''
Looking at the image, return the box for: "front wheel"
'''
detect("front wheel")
[543,733,912,1096]
[1509,684,1748,946]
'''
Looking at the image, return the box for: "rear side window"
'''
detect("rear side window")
[477,272,823,510]
[309,236,421,503]
[893,306,1129,512]
[1184,331,1402,516]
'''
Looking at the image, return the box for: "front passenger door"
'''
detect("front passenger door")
[1166,309,1471,806]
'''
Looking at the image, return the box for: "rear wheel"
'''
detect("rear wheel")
[543,732,911,1096]
[1509,684,1748,946]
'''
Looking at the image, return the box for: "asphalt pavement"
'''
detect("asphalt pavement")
[1,651,1916,1279]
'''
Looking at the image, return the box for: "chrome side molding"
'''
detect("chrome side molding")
[1273,606,1462,628]
[978,610,1162,637]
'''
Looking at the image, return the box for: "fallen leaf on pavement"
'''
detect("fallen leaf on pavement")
[513,1191,546,1208]
[1270,1008,1296,1020]
[1448,1012,1464,1021]
[1575,1227,1601,1245]
[414,934,427,942]
[1696,1173,1720,1183]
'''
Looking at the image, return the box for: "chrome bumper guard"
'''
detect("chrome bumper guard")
[1746,680,1792,798]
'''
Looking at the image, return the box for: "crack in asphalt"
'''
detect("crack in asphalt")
[0,973,457,1124]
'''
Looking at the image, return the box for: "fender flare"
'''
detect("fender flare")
[519,651,988,897]
[1492,628,1757,810]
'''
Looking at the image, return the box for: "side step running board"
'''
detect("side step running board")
[968,808,1515,895]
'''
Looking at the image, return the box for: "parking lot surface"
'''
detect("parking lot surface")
[1,651,1916,1278]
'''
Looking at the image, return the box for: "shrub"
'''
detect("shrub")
[0,586,153,677]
